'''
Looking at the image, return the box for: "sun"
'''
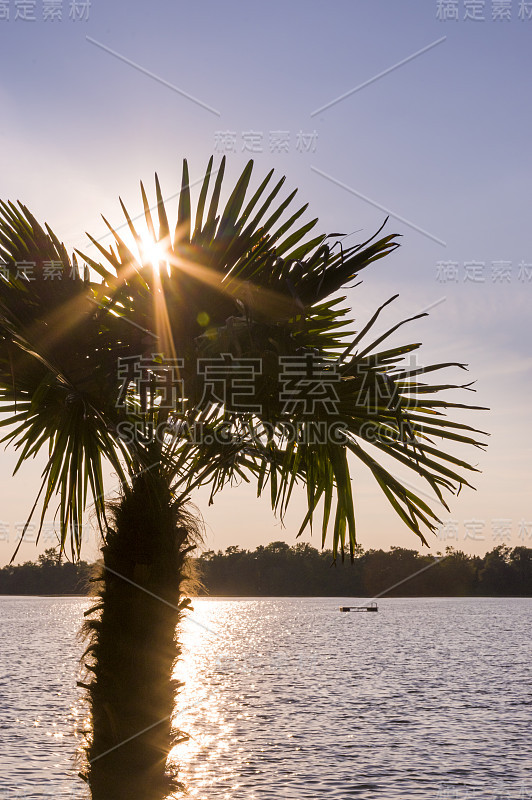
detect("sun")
[139,235,170,274]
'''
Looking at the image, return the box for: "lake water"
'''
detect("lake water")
[0,597,530,800]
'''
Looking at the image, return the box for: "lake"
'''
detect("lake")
[0,597,530,799]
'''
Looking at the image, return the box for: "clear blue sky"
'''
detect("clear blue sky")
[1,0,531,564]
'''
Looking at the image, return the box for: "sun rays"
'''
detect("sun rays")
[138,234,170,276]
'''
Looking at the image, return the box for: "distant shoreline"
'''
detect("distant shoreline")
[1,543,531,597]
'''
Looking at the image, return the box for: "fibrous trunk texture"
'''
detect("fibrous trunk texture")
[80,472,199,800]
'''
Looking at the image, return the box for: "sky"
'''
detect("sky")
[0,0,531,565]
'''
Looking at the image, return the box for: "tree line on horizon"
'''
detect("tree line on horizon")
[1,543,531,597]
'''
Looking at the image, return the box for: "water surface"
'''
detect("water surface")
[0,597,530,799]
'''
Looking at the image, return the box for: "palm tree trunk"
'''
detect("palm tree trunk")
[80,472,200,800]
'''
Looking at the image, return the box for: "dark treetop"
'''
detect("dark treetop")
[1,544,530,597]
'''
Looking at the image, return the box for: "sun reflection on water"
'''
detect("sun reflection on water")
[167,599,250,799]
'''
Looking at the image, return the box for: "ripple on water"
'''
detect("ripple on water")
[0,597,530,799]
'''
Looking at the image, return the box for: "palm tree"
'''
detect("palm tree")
[0,201,196,798]
[0,158,487,799]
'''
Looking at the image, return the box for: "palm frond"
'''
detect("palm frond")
[0,204,133,558]
[1,158,488,561]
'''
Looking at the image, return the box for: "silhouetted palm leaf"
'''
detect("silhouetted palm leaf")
[0,203,132,557]
[74,157,487,559]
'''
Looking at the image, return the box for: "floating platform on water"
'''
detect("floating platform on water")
[339,602,378,612]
